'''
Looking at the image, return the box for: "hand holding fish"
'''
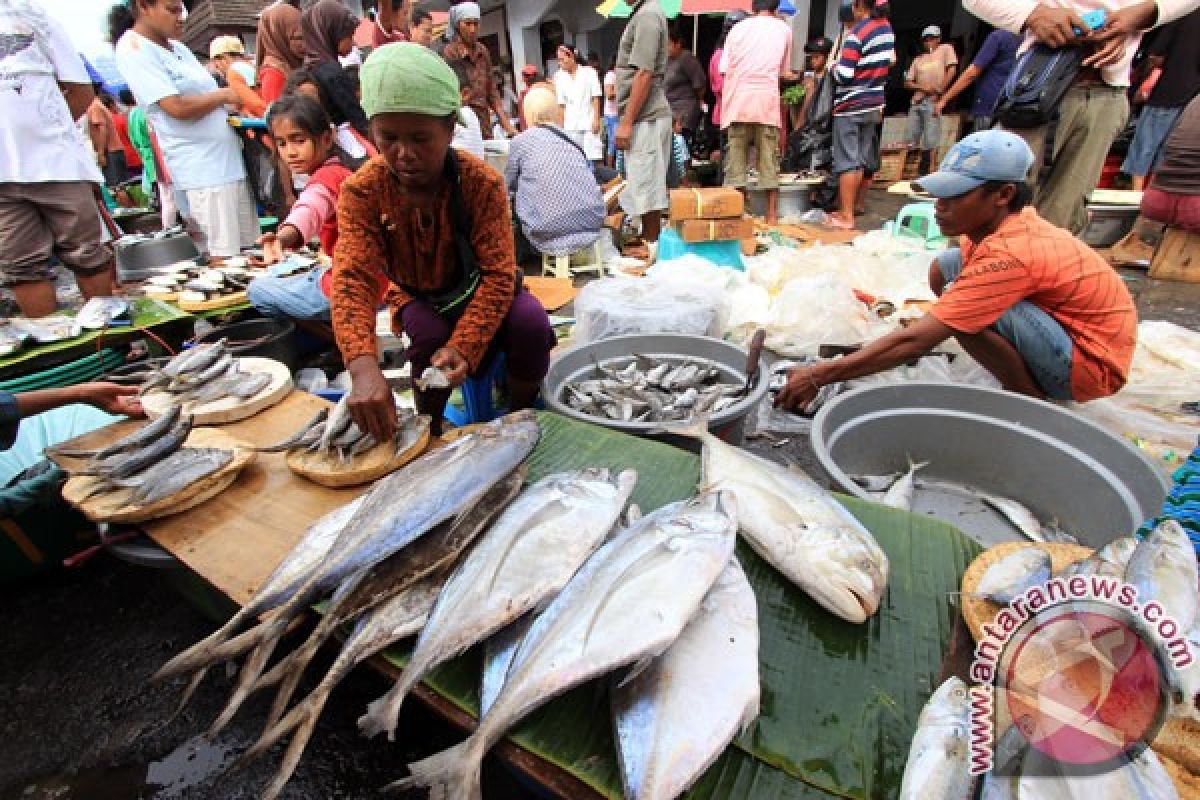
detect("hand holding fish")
[430,346,468,388]
[77,382,145,417]
[346,356,397,443]
[774,365,824,411]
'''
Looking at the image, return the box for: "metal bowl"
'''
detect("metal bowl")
[115,231,200,281]
[543,333,767,445]
[811,382,1169,548]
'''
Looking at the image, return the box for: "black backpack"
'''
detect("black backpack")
[995,43,1085,129]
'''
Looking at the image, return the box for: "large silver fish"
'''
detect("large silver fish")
[612,558,760,800]
[154,411,538,682]
[358,468,638,741]
[1127,520,1198,632]
[390,490,737,800]
[127,447,234,505]
[479,617,532,717]
[898,677,972,800]
[673,419,888,624]
[50,403,183,460]
[76,415,193,480]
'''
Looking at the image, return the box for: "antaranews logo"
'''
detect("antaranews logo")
[967,574,1194,778]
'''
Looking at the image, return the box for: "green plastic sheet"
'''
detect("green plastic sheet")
[381,412,982,799]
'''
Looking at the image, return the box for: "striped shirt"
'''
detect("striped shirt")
[832,17,895,116]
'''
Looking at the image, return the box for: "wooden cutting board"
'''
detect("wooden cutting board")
[141,356,292,425]
[61,427,255,524]
[286,416,433,488]
[176,290,248,312]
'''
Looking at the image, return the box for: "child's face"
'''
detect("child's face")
[673,118,683,134]
[271,116,327,176]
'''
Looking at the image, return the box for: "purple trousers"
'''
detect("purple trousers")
[399,289,556,382]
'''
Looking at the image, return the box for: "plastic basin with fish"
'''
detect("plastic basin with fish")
[542,333,767,446]
[811,383,1169,549]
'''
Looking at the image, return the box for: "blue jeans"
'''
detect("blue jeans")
[937,249,1074,401]
[246,268,331,321]
[604,114,619,158]
[1121,105,1183,177]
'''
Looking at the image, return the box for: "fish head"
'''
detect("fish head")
[920,677,970,726]
[801,525,890,623]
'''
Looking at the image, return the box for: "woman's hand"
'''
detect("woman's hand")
[430,346,469,388]
[346,355,397,442]
[77,382,145,417]
[258,232,284,265]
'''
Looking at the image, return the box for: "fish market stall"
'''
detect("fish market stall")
[50,402,987,799]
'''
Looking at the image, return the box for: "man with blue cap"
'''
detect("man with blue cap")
[776,130,1137,411]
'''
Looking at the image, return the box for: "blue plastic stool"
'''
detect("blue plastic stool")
[443,354,509,428]
[656,228,745,270]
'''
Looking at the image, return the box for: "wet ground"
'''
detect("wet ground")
[2,189,1198,800]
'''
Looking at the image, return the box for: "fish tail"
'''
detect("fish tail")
[258,705,320,800]
[357,673,416,742]
[383,739,484,800]
[207,631,282,739]
[152,611,252,681]
[170,667,210,720]
[263,652,310,732]
[649,414,711,440]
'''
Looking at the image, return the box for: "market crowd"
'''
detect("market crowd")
[1,0,1198,428]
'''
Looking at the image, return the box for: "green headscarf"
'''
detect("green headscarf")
[360,43,462,119]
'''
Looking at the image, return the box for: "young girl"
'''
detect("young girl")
[284,68,377,169]
[247,94,360,321]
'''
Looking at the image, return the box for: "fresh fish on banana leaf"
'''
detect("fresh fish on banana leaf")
[898,677,973,800]
[975,547,1052,605]
[76,297,130,330]
[560,354,745,423]
[153,411,539,684]
[391,490,737,799]
[233,470,525,800]
[480,616,533,717]
[358,468,638,741]
[612,558,760,800]
[671,419,889,624]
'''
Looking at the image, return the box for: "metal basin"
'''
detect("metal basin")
[543,333,767,446]
[115,231,200,281]
[811,383,1169,548]
[746,183,813,218]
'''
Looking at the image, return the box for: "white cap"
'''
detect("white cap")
[921,25,942,38]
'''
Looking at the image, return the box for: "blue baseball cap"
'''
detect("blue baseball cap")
[914,131,1035,199]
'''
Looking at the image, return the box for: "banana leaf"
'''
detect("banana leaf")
[382,412,981,799]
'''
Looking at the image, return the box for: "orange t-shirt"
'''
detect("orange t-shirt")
[930,207,1137,402]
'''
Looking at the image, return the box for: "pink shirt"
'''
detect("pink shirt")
[719,15,793,129]
[963,0,1197,87]
[709,48,725,127]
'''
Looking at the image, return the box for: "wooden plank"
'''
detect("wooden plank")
[1150,227,1200,283]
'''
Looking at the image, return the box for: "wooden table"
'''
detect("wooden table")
[50,392,601,798]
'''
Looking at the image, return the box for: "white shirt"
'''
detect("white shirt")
[116,31,246,191]
[0,0,103,184]
[554,65,602,133]
[452,108,485,160]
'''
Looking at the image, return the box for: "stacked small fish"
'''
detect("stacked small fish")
[561,355,745,423]
[140,339,272,409]
[57,404,235,506]
[258,394,427,465]
[142,263,256,303]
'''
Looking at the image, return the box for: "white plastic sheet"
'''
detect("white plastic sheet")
[572,276,726,344]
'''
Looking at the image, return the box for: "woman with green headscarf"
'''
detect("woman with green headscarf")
[332,44,555,440]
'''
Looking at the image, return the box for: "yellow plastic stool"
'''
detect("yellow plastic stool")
[541,241,605,281]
